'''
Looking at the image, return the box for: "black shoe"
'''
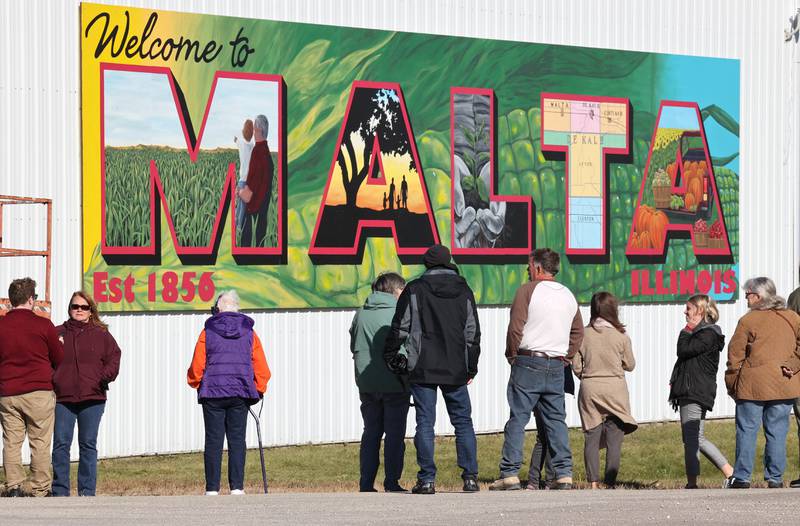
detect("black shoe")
[1,486,27,498]
[411,480,435,495]
[725,477,750,489]
[789,477,800,488]
[550,482,572,490]
[462,477,480,492]
[359,488,378,493]
[767,480,783,489]
[384,485,407,493]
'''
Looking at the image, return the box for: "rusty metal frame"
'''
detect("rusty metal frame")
[0,195,53,304]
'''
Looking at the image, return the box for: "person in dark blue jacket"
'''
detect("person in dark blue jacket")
[384,245,481,495]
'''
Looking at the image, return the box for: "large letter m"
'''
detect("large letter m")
[100,63,284,257]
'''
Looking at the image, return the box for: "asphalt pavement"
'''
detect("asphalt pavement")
[0,488,796,525]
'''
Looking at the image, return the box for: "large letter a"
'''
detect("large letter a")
[626,101,732,257]
[308,82,438,260]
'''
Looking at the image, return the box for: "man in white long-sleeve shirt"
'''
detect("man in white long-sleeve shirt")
[490,248,584,491]
[234,119,254,232]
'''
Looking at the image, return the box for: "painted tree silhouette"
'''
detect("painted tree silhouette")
[337,88,416,208]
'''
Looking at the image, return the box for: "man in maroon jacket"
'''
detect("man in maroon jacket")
[239,113,274,248]
[0,278,63,497]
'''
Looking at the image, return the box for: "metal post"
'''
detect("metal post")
[45,201,52,303]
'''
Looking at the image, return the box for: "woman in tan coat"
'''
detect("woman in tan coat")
[725,277,800,489]
[572,292,637,488]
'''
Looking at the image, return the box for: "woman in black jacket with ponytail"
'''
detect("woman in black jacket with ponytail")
[668,294,733,488]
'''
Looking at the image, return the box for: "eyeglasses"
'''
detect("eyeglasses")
[745,292,757,298]
[70,304,91,311]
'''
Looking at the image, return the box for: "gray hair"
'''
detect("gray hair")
[743,277,786,310]
[254,114,269,137]
[216,290,241,312]
[372,272,405,294]
[530,248,560,276]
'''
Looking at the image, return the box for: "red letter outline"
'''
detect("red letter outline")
[100,63,285,257]
[450,87,532,256]
[308,81,439,257]
[540,93,630,256]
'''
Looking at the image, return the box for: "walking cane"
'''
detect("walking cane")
[248,398,268,494]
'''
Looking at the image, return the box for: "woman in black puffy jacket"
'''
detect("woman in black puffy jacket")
[668,294,733,488]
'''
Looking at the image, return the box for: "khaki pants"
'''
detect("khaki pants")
[0,390,56,496]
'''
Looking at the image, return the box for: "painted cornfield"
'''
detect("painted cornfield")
[104,147,279,248]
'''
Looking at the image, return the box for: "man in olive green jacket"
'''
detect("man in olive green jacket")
[350,272,409,492]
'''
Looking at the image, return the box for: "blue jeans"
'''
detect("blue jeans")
[359,391,410,490]
[733,399,792,482]
[235,180,247,232]
[410,383,478,482]
[202,397,249,492]
[51,401,106,496]
[499,356,572,479]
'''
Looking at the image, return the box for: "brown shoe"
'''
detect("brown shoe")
[489,476,522,491]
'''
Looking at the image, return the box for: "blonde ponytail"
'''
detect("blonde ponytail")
[688,294,719,324]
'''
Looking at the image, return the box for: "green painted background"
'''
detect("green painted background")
[84,6,739,311]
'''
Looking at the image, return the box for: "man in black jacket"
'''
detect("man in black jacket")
[384,244,481,495]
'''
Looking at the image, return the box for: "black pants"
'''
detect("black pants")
[528,408,555,487]
[583,417,625,484]
[241,195,270,248]
[359,392,410,491]
[202,397,249,492]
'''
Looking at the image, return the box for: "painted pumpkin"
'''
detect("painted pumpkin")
[649,210,669,248]
[638,230,652,249]
[634,205,654,235]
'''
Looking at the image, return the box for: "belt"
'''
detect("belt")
[517,349,564,360]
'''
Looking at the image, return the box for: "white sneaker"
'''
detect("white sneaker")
[205,491,219,496]
[230,489,246,495]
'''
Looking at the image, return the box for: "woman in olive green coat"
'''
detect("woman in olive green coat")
[349,272,409,492]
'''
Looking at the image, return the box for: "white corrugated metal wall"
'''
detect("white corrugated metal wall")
[0,0,797,461]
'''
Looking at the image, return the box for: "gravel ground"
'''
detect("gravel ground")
[0,489,796,525]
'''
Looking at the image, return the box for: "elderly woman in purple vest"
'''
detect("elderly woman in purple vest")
[187,290,271,495]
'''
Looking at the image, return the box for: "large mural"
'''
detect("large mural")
[80,4,740,311]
